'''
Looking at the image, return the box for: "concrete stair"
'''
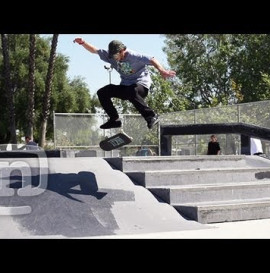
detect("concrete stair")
[106,155,270,223]
[174,198,270,224]
[125,167,270,187]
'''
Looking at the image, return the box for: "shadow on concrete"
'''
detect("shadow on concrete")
[9,171,107,201]
[0,169,134,238]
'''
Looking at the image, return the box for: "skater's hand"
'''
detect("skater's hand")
[160,70,176,79]
[73,37,85,45]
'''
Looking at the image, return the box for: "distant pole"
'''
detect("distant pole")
[104,65,113,84]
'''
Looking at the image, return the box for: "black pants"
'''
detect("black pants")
[97,83,155,120]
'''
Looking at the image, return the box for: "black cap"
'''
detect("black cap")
[108,40,126,58]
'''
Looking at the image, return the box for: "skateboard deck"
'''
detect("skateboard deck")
[99,131,133,151]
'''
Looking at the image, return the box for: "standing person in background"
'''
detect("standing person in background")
[25,136,38,150]
[73,37,176,130]
[135,146,154,156]
[250,137,263,155]
[207,135,221,155]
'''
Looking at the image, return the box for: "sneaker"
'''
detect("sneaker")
[146,115,160,129]
[100,119,122,129]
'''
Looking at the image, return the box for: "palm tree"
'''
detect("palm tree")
[1,34,17,144]
[39,34,59,147]
[26,34,36,139]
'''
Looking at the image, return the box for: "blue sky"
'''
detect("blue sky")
[46,34,169,95]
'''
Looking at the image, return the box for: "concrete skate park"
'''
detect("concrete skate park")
[1,147,270,238]
[1,101,270,239]
[0,155,212,238]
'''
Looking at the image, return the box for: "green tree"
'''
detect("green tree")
[1,34,17,143]
[164,34,270,107]
[39,34,59,147]
[147,68,188,113]
[0,34,97,145]
[69,77,95,113]
[26,34,36,139]
[164,34,235,108]
[230,34,270,102]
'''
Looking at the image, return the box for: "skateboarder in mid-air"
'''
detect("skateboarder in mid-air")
[73,37,176,130]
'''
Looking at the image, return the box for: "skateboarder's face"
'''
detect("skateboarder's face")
[113,50,124,61]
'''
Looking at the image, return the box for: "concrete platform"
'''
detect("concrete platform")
[0,157,208,238]
[89,218,270,239]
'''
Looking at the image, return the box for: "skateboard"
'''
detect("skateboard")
[99,130,133,151]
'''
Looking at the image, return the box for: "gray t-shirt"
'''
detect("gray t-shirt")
[98,49,153,89]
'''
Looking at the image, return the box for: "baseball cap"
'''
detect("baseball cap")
[108,40,126,58]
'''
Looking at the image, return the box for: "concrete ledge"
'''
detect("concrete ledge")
[175,199,270,223]
[149,181,270,204]
[160,123,270,140]
[0,150,60,158]
[126,167,270,187]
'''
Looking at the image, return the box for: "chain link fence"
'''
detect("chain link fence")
[54,113,159,157]
[160,100,270,156]
[54,100,270,157]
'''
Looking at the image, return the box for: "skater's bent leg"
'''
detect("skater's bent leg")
[127,84,156,119]
[97,84,120,120]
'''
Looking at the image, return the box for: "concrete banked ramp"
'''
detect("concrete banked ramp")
[0,157,206,238]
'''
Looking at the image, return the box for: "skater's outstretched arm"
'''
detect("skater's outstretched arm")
[150,57,176,79]
[73,37,98,54]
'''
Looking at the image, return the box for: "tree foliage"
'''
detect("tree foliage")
[1,34,16,143]
[163,34,270,107]
[0,34,98,144]
[2,34,270,146]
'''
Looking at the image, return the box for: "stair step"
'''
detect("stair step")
[106,155,270,172]
[126,167,270,187]
[173,198,270,224]
[149,181,270,204]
